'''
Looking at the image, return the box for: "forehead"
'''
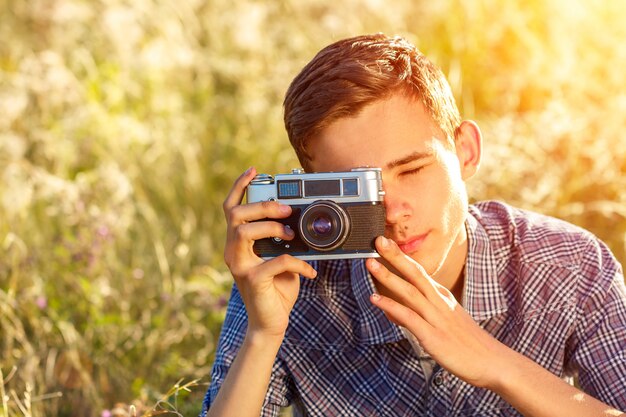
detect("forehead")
[308,94,446,172]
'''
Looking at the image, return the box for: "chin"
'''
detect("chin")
[404,251,438,274]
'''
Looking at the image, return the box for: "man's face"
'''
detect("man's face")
[308,93,478,283]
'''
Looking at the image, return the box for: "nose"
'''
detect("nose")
[383,183,411,225]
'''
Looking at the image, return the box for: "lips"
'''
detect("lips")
[394,232,429,254]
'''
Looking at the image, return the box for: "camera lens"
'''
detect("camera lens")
[312,216,332,236]
[299,201,350,252]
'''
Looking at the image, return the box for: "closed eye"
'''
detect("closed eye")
[400,166,426,177]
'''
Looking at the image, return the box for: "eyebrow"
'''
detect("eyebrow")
[385,150,434,170]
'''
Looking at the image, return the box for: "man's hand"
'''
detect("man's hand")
[223,167,317,340]
[209,167,318,417]
[366,235,508,389]
[366,235,625,417]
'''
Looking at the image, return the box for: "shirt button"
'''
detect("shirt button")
[433,373,444,387]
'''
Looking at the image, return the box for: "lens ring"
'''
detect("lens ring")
[299,201,350,251]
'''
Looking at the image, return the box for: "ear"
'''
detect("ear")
[455,120,482,180]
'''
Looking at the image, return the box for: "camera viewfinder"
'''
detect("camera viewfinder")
[278,180,302,199]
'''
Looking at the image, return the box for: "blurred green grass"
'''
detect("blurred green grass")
[0,0,625,416]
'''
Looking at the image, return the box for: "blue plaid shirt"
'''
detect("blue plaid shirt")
[201,201,626,416]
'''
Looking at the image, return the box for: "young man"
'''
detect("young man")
[202,34,626,416]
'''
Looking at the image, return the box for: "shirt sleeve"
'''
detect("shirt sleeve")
[566,237,626,409]
[200,284,293,417]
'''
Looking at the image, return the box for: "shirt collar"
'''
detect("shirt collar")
[464,206,509,321]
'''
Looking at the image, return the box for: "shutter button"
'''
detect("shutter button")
[433,373,444,387]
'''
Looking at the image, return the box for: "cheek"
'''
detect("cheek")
[431,161,468,227]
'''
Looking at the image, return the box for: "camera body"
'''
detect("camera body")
[247,168,386,260]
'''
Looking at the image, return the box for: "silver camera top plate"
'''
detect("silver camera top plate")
[247,167,384,205]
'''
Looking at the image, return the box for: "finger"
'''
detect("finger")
[252,254,318,280]
[228,200,292,227]
[232,221,296,250]
[370,292,433,339]
[222,167,257,214]
[225,204,294,274]
[376,236,440,301]
[366,258,438,323]
[433,283,459,311]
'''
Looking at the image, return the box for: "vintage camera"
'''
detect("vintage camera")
[247,168,386,260]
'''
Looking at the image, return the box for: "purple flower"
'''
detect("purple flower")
[217,295,228,308]
[36,296,47,310]
[97,225,110,238]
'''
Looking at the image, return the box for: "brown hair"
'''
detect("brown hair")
[283,33,461,171]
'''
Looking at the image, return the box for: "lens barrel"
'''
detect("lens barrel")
[299,201,350,251]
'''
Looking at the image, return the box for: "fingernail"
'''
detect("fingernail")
[284,225,294,236]
[371,293,381,301]
[244,166,254,176]
[380,236,390,249]
[369,259,380,271]
[279,204,291,214]
[311,269,318,278]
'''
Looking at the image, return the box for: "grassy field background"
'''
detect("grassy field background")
[1,0,625,416]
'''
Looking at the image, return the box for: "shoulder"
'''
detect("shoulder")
[470,201,624,308]
[469,200,598,269]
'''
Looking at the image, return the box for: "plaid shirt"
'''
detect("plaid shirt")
[201,201,626,416]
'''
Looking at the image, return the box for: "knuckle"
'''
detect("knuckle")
[228,205,242,224]
[407,273,423,289]
[438,285,453,299]
[403,285,421,303]
[274,222,288,236]
[391,243,403,257]
[375,268,389,282]
[261,200,278,212]
[234,224,249,241]
[276,254,292,267]
[381,267,393,280]
[405,308,420,324]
